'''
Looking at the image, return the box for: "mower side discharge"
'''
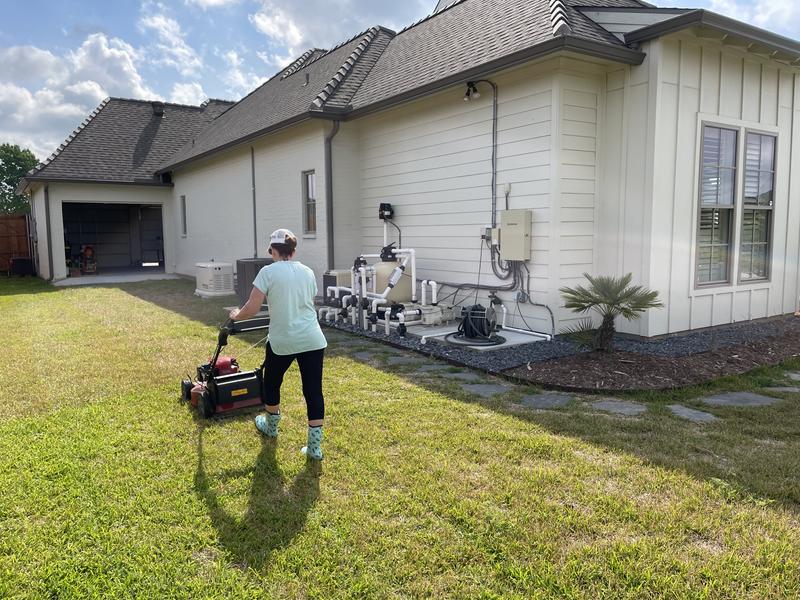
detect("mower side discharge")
[181,318,267,418]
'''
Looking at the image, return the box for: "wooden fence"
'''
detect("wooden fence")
[0,215,30,273]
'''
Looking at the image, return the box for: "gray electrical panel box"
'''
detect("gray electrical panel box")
[499,209,532,261]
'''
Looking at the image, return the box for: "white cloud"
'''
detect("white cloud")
[139,12,203,76]
[184,0,239,7]
[256,50,294,69]
[0,33,161,161]
[170,81,207,104]
[0,46,67,84]
[68,33,159,99]
[219,49,268,97]
[249,4,304,48]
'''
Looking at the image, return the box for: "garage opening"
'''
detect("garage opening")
[62,203,164,277]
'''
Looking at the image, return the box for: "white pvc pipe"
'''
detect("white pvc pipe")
[429,281,438,305]
[500,325,552,341]
[421,280,428,306]
[318,307,328,319]
[501,304,508,328]
[392,249,416,302]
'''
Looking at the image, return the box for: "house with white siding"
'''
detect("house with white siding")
[20,0,800,338]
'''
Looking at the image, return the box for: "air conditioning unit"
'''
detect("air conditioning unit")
[195,262,234,298]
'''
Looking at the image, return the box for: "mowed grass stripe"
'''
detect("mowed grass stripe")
[0,278,797,598]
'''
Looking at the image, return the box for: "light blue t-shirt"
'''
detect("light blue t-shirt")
[253,261,327,356]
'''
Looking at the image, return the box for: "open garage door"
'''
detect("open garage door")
[62,203,164,273]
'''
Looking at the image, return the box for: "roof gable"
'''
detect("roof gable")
[23,98,233,188]
[159,28,393,171]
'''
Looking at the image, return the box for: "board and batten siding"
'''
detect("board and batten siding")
[349,58,607,332]
[598,46,657,335]
[647,35,800,336]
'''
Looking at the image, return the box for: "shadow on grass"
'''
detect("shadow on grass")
[111,280,799,511]
[194,419,321,572]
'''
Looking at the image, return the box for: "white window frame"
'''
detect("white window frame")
[690,114,778,295]
[302,170,316,237]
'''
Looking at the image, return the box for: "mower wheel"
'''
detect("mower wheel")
[199,389,215,418]
[180,379,193,402]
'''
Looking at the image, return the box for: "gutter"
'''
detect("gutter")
[44,185,53,282]
[625,9,800,58]
[22,177,173,189]
[324,120,341,270]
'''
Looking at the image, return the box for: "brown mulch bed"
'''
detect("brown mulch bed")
[505,332,800,392]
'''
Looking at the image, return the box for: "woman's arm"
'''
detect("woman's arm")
[229,286,266,321]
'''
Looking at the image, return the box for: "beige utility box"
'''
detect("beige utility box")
[499,209,532,261]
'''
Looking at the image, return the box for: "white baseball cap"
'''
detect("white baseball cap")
[269,228,295,245]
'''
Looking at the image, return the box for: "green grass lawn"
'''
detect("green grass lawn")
[0,277,798,598]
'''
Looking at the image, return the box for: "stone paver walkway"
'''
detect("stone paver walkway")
[669,405,718,423]
[462,383,510,398]
[386,356,422,366]
[439,371,483,383]
[700,392,779,407]
[519,393,573,409]
[591,400,647,416]
[788,372,800,382]
[765,386,800,394]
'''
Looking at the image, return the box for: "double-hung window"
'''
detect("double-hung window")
[697,126,737,285]
[740,133,775,281]
[303,171,316,235]
[696,125,776,286]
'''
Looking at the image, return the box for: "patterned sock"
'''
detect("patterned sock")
[301,426,323,460]
[255,412,281,438]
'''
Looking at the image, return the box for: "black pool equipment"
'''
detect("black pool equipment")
[446,304,506,347]
[181,319,268,418]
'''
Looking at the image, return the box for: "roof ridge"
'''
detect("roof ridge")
[549,0,572,36]
[310,27,381,110]
[281,48,326,79]
[398,0,468,34]
[108,96,228,110]
[27,98,111,178]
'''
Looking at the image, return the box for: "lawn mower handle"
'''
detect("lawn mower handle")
[210,319,235,368]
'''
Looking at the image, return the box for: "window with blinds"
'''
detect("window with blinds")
[695,125,776,287]
[697,126,737,285]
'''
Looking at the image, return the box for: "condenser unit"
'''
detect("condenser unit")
[195,262,234,298]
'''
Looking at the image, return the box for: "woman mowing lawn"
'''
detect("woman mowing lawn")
[230,229,327,460]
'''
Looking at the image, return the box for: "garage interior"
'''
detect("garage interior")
[62,203,164,276]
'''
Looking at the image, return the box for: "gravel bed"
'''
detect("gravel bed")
[613,315,800,357]
[323,314,800,374]
[322,321,576,373]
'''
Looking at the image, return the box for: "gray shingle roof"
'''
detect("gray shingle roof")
[27,0,661,181]
[346,0,640,112]
[160,28,392,171]
[25,98,232,186]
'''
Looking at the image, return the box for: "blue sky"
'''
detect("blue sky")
[0,0,797,160]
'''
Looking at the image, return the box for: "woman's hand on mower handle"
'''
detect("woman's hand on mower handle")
[229,308,240,321]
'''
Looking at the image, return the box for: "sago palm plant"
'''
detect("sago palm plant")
[559,273,663,352]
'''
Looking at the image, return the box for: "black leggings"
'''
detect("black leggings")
[263,343,325,421]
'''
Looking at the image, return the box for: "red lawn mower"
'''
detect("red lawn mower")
[181,318,268,418]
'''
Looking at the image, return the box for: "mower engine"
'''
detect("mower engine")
[181,320,266,418]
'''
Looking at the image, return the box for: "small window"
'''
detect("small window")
[697,126,737,285]
[740,132,775,281]
[303,171,316,235]
[180,195,187,237]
